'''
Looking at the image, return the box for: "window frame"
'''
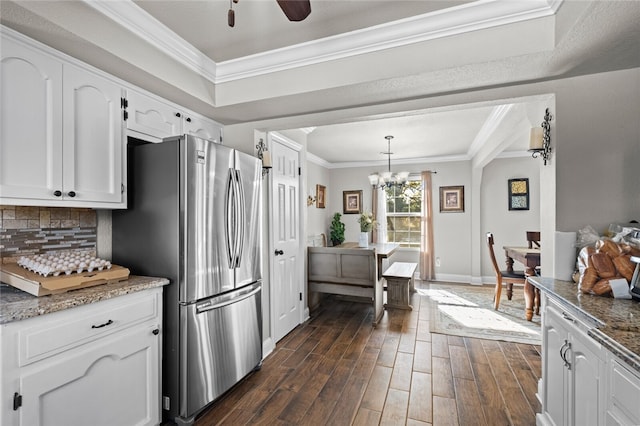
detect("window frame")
[384,174,422,248]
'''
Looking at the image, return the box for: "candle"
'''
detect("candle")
[262,151,272,168]
[529,127,544,150]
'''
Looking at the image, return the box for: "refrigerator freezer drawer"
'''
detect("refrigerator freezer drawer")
[181,283,262,419]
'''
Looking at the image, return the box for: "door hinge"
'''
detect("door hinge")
[13,392,22,410]
[298,167,301,176]
[299,292,302,301]
[121,183,125,194]
[121,97,128,121]
[163,395,170,410]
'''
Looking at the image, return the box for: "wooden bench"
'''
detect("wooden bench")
[382,262,417,310]
[308,246,384,326]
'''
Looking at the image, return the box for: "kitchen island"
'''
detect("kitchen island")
[0,275,169,426]
[529,276,640,426]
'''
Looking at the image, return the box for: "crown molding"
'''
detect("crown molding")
[216,0,559,82]
[306,152,333,168]
[86,0,561,85]
[467,104,515,158]
[84,0,218,82]
[307,150,531,169]
[270,132,303,152]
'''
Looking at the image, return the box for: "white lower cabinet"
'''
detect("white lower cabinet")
[538,296,604,426]
[605,357,640,425]
[0,288,162,426]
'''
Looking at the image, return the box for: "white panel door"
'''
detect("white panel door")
[271,138,302,342]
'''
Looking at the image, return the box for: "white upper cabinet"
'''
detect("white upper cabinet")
[125,90,182,141]
[0,37,64,201]
[0,32,126,208]
[63,64,124,205]
[126,89,221,143]
[183,113,222,142]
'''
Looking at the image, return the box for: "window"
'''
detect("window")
[385,179,422,248]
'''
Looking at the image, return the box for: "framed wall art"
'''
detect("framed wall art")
[343,190,362,214]
[439,185,464,213]
[508,178,529,210]
[316,184,326,208]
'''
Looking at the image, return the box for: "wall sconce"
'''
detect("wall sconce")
[256,138,272,177]
[528,108,553,165]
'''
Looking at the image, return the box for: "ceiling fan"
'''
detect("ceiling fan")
[228,0,311,27]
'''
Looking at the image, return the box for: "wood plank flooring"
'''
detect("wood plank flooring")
[194,281,541,425]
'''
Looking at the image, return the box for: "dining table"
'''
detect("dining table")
[337,242,400,279]
[503,246,541,321]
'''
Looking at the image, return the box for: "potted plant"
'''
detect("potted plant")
[329,212,345,246]
[357,211,376,247]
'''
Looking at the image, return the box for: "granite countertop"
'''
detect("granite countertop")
[529,276,640,372]
[0,275,169,325]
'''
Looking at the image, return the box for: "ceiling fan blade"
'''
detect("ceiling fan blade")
[276,0,311,22]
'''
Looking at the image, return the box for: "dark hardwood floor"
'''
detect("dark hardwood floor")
[194,281,541,425]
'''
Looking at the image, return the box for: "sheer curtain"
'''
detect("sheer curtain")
[420,171,435,280]
[372,186,387,244]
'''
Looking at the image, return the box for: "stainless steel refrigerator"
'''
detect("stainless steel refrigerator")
[112,134,262,425]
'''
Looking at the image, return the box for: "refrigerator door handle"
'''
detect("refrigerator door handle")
[234,169,246,268]
[225,168,235,266]
[195,284,261,313]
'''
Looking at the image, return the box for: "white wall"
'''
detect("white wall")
[554,69,640,233]
[321,160,475,280]
[481,157,541,278]
[306,161,332,240]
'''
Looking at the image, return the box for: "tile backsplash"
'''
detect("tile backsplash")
[0,206,97,263]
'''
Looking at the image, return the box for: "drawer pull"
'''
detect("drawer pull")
[91,319,113,329]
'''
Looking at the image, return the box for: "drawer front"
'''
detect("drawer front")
[18,289,160,366]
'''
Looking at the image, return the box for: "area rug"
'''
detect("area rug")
[421,282,541,345]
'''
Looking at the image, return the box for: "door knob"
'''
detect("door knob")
[275,249,284,256]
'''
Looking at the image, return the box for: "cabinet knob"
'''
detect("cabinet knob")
[186,117,192,123]
[53,190,62,197]
[67,191,76,198]
[152,328,160,335]
[175,112,181,118]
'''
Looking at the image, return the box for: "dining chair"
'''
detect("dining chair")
[526,231,541,249]
[487,232,527,310]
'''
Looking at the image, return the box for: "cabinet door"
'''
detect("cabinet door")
[183,114,221,142]
[63,64,124,205]
[570,327,602,426]
[541,304,570,426]
[0,38,63,202]
[17,324,160,426]
[606,359,640,425]
[126,90,182,140]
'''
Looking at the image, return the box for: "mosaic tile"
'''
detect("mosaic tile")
[0,206,97,262]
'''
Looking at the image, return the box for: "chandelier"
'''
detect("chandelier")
[368,135,410,190]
